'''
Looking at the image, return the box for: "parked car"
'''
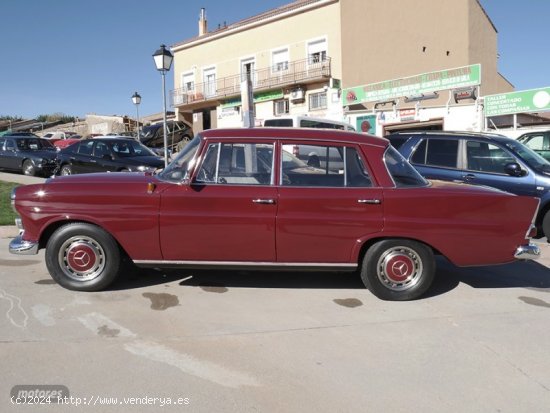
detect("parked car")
[42,131,78,144]
[55,136,164,175]
[388,130,550,239]
[517,130,550,162]
[139,120,193,155]
[9,128,539,300]
[0,135,58,176]
[54,134,82,150]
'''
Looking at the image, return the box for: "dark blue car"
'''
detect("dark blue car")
[388,131,550,239]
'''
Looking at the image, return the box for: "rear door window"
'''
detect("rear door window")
[411,138,459,168]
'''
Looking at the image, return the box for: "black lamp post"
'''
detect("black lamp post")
[152,44,174,167]
[131,91,141,137]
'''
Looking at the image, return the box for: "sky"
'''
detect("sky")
[0,0,548,120]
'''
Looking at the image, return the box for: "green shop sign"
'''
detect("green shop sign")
[343,64,481,106]
[484,87,550,117]
[221,90,284,108]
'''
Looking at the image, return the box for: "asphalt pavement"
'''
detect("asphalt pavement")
[1,170,550,412]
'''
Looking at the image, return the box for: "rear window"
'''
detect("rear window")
[387,136,410,150]
[264,119,293,127]
[385,147,428,187]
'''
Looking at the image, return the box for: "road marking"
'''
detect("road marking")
[0,288,28,329]
[124,341,259,388]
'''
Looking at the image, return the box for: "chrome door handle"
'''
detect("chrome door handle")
[463,174,476,181]
[252,199,276,204]
[358,199,381,205]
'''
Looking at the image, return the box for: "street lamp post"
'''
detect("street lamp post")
[152,44,174,167]
[131,92,141,137]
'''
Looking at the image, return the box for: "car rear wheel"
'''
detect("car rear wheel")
[60,165,72,176]
[22,160,36,176]
[361,239,435,301]
[45,223,121,291]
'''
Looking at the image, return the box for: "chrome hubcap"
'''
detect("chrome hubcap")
[58,236,105,281]
[376,246,423,291]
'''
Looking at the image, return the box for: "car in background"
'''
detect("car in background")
[388,130,550,238]
[0,135,58,176]
[55,136,164,175]
[263,115,355,131]
[42,131,78,144]
[517,130,550,162]
[9,128,540,301]
[54,135,82,150]
[139,120,193,155]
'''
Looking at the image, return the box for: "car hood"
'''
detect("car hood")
[115,155,164,167]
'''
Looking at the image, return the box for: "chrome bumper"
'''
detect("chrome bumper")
[515,243,541,260]
[9,235,39,255]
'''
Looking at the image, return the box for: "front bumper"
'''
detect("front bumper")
[515,243,541,260]
[9,235,39,255]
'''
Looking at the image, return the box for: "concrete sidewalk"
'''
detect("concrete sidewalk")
[0,171,46,185]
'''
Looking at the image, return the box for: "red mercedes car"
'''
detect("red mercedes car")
[9,128,540,300]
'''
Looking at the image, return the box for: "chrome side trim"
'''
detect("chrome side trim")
[133,259,357,271]
[514,243,541,261]
[9,235,39,255]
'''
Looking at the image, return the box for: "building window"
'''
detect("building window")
[274,99,289,116]
[307,38,327,64]
[309,92,327,111]
[272,48,289,72]
[182,72,195,92]
[203,67,216,97]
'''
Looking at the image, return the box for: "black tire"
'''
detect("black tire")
[45,223,121,291]
[22,160,36,176]
[361,239,435,301]
[60,164,72,176]
[542,210,550,240]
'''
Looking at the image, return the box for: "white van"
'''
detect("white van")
[263,115,355,131]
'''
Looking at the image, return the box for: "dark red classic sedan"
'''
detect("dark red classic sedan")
[9,128,541,300]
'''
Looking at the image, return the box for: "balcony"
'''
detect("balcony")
[171,57,331,108]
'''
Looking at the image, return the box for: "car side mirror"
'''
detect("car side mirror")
[504,162,526,177]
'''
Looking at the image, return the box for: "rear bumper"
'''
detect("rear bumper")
[515,243,541,260]
[9,235,39,255]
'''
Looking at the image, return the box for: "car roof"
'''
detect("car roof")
[93,136,136,141]
[387,130,510,140]
[200,127,388,147]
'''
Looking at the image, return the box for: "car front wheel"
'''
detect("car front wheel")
[361,239,435,301]
[45,223,121,291]
[60,165,72,176]
[22,160,36,176]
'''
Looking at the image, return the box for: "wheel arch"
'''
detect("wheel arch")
[38,219,129,257]
[356,236,442,266]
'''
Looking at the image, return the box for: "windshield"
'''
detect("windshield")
[158,135,201,182]
[384,146,428,187]
[140,125,160,139]
[503,138,550,172]
[110,140,157,157]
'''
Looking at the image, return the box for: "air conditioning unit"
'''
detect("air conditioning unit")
[290,88,305,102]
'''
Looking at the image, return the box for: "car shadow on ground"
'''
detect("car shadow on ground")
[110,257,550,298]
[426,258,550,298]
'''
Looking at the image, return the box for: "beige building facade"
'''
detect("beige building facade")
[170,0,513,134]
